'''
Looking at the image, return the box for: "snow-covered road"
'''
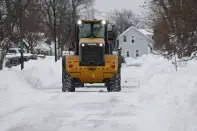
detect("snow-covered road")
[1,88,140,131]
[1,55,197,131]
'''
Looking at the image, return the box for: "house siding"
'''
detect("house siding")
[118,27,151,58]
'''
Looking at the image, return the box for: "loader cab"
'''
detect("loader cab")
[78,20,106,39]
[76,20,108,66]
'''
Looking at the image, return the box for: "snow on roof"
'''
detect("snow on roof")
[35,39,51,52]
[118,26,153,42]
[138,29,153,36]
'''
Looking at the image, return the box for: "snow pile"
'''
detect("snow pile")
[19,57,61,88]
[0,54,197,131]
[0,57,61,123]
[0,57,61,90]
[122,55,175,88]
[123,55,197,131]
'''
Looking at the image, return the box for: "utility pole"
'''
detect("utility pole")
[19,0,24,70]
[72,0,77,52]
[53,0,57,62]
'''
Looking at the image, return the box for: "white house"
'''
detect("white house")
[117,26,153,58]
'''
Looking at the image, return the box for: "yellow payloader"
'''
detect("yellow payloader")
[62,20,122,92]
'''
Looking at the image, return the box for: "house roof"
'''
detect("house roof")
[35,39,51,52]
[117,26,153,45]
[138,29,153,36]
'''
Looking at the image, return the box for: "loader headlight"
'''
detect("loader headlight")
[99,43,103,47]
[82,44,85,47]
[102,20,106,25]
[77,20,82,25]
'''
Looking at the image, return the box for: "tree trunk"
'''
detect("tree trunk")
[0,38,9,70]
[0,51,5,70]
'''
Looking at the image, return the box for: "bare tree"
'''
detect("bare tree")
[0,0,95,70]
[150,0,197,59]
[108,9,140,34]
[0,0,31,70]
[41,0,94,51]
[22,0,45,53]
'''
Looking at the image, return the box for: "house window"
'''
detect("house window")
[131,36,135,43]
[123,36,127,42]
[126,51,130,57]
[136,50,139,57]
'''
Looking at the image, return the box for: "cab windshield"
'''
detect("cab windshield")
[79,22,105,38]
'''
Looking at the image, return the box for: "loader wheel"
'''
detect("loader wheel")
[80,83,85,87]
[62,71,75,92]
[75,82,85,87]
[118,68,121,92]
[107,72,121,92]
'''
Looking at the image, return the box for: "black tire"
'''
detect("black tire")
[107,71,121,92]
[62,71,75,92]
[80,83,85,87]
[105,82,110,91]
[75,82,85,87]
[106,83,111,92]
[62,56,75,92]
[118,68,121,92]
[105,82,109,88]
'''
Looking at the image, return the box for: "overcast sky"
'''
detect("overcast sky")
[94,0,147,17]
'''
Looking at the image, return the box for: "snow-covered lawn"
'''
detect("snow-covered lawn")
[0,55,197,131]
